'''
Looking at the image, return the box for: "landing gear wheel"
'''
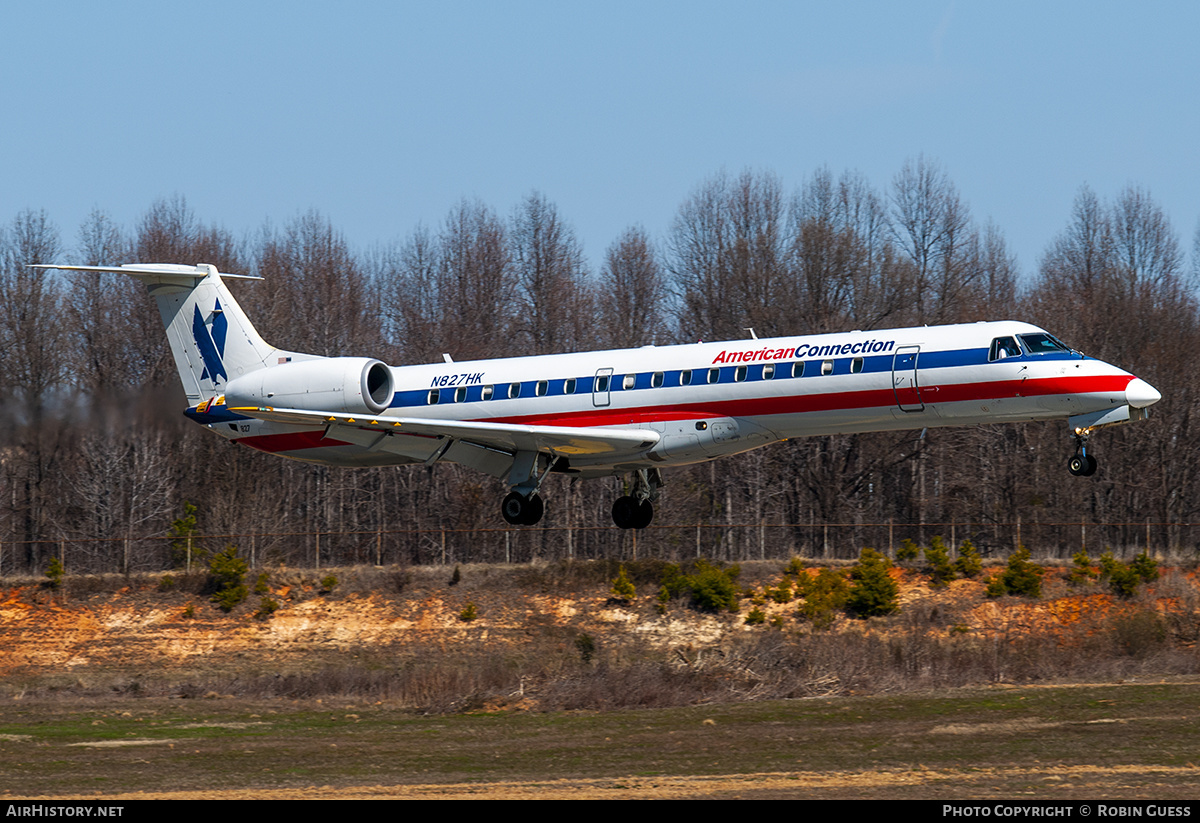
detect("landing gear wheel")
[1068,453,1098,477]
[612,496,654,530]
[502,492,544,526]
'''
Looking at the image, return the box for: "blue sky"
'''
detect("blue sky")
[3,1,1198,281]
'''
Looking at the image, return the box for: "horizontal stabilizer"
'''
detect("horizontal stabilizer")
[32,263,263,281]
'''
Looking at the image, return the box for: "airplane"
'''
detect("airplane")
[36,262,1163,529]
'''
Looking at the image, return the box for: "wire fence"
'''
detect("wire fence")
[3,519,1198,577]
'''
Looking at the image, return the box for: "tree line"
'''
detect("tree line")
[2,157,1198,574]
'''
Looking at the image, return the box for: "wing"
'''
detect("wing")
[230,405,659,476]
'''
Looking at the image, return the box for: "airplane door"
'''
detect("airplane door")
[593,368,613,407]
[892,346,924,412]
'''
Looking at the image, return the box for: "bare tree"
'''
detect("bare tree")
[375,226,441,363]
[435,199,515,361]
[67,209,140,397]
[890,156,977,323]
[668,170,791,342]
[0,210,67,560]
[510,192,592,354]
[597,225,664,348]
[254,210,373,356]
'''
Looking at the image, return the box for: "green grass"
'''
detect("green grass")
[2,681,1200,798]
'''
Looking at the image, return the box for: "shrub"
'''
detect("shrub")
[459,602,478,622]
[574,633,596,663]
[769,578,793,604]
[168,501,200,569]
[846,548,899,618]
[744,606,766,625]
[1110,609,1167,656]
[796,568,850,629]
[255,598,280,620]
[896,539,920,562]
[610,565,636,601]
[924,536,956,589]
[783,557,806,578]
[1100,551,1141,599]
[44,557,64,590]
[955,539,983,578]
[997,548,1042,598]
[1131,551,1160,584]
[657,559,741,614]
[253,572,270,595]
[319,574,339,595]
[1067,550,1098,587]
[683,560,741,613]
[159,574,177,592]
[207,545,249,612]
[984,574,1008,598]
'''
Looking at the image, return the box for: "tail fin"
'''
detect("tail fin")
[35,263,289,404]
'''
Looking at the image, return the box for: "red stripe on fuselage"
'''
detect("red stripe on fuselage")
[473,374,1134,428]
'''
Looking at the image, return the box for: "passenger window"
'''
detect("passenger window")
[623,374,636,390]
[791,361,804,378]
[851,357,864,374]
[762,363,775,379]
[596,375,609,392]
[565,378,576,394]
[652,372,664,388]
[427,390,440,405]
[680,369,692,386]
[536,380,548,397]
[508,383,521,399]
[707,368,720,384]
[454,386,467,403]
[735,366,747,382]
[990,336,1022,361]
[821,360,834,375]
[482,385,493,401]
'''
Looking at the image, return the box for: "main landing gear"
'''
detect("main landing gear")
[1068,431,1098,477]
[501,490,545,526]
[611,468,662,530]
[498,459,664,529]
[500,452,556,526]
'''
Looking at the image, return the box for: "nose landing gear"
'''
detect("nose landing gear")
[1068,432,1098,477]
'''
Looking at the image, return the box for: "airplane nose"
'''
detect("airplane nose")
[1125,377,1162,408]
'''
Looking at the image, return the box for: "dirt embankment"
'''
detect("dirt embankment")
[1,562,1196,693]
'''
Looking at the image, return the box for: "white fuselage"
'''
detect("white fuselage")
[214,320,1149,477]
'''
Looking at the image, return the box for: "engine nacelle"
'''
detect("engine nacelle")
[224,357,395,415]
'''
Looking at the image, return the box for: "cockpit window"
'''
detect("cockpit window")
[989,336,1022,361]
[1018,333,1072,356]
